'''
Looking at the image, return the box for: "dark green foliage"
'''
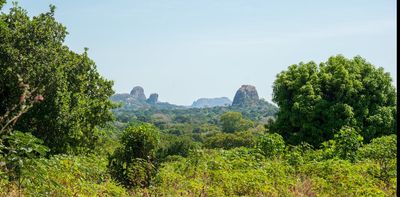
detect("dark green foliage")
[0,0,5,9]
[220,112,253,133]
[108,123,160,188]
[0,4,115,154]
[255,133,285,158]
[272,55,396,146]
[0,131,48,162]
[120,124,159,159]
[0,130,48,187]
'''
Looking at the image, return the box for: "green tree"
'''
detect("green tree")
[108,123,160,188]
[272,55,396,146]
[255,133,285,158]
[0,3,114,153]
[220,112,253,133]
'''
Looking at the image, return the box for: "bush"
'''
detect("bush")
[204,131,256,149]
[357,134,397,186]
[255,133,285,158]
[108,123,160,188]
[318,127,363,162]
[333,127,363,162]
[153,148,295,196]
[1,154,128,196]
[284,142,314,167]
[0,130,48,190]
[220,112,253,133]
[299,159,389,196]
[157,135,200,160]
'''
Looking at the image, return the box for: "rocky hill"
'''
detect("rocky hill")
[232,85,260,107]
[191,97,232,108]
[111,85,278,121]
[130,86,146,101]
[147,93,159,104]
[110,86,183,110]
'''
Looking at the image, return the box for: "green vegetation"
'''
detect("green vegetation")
[271,55,396,146]
[256,133,286,158]
[220,111,254,133]
[0,2,114,154]
[108,123,159,188]
[0,2,396,196]
[151,147,394,196]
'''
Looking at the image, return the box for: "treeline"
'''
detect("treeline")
[0,2,397,196]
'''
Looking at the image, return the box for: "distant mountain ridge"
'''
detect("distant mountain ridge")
[191,97,232,108]
[110,85,278,117]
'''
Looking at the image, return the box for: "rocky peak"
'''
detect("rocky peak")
[232,85,259,107]
[147,93,159,104]
[130,86,146,101]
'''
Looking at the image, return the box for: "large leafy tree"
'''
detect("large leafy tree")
[0,3,114,153]
[272,55,396,146]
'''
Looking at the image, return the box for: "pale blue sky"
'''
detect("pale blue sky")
[2,0,397,105]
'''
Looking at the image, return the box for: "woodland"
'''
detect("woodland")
[0,2,397,196]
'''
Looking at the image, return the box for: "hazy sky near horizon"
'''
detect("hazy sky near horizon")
[2,0,397,105]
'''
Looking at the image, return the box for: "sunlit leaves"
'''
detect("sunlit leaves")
[272,55,396,146]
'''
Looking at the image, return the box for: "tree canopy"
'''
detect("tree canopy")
[271,55,396,146]
[0,4,115,153]
[220,111,253,133]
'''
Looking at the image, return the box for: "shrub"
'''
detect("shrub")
[220,112,253,133]
[204,131,256,149]
[284,142,314,167]
[157,135,200,160]
[299,159,388,196]
[1,154,128,196]
[0,130,48,190]
[318,127,363,162]
[357,134,397,186]
[108,123,160,188]
[255,133,286,158]
[153,148,295,196]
